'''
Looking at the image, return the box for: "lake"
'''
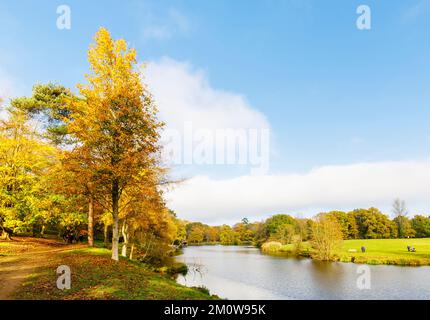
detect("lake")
[175,245,430,300]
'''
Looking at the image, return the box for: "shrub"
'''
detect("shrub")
[261,241,282,253]
[167,262,188,275]
[192,286,210,295]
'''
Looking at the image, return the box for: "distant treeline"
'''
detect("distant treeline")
[177,207,430,246]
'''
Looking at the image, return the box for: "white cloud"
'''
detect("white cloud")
[144,58,271,173]
[145,57,269,131]
[142,26,172,40]
[140,7,190,41]
[165,160,430,224]
[143,60,430,225]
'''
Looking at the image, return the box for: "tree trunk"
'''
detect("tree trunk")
[111,179,119,261]
[121,221,128,258]
[141,235,153,261]
[88,195,94,247]
[130,244,135,260]
[1,233,11,241]
[0,226,11,241]
[104,224,109,247]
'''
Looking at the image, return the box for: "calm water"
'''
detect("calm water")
[175,245,430,300]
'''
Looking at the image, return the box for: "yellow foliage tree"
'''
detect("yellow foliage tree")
[0,108,59,238]
[67,28,163,261]
[311,214,343,261]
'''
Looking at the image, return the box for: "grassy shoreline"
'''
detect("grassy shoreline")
[262,238,430,266]
[0,239,216,300]
[15,247,216,300]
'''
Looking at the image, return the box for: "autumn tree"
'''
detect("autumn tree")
[351,208,395,239]
[0,108,59,238]
[264,214,296,233]
[60,148,105,246]
[411,215,430,238]
[11,83,101,246]
[311,213,343,261]
[273,223,295,244]
[100,210,113,246]
[219,225,240,245]
[188,225,205,244]
[123,187,176,261]
[118,167,170,258]
[68,28,163,260]
[173,218,187,245]
[233,222,255,244]
[324,211,359,240]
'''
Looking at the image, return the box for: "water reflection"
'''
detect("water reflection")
[175,245,430,300]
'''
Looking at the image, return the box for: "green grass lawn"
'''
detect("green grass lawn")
[276,238,430,266]
[337,238,430,265]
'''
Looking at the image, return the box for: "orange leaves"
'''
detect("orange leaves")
[59,28,168,260]
[67,27,164,188]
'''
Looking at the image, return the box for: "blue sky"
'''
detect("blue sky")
[1,0,430,223]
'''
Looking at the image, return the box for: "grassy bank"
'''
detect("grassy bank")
[0,238,215,300]
[16,247,215,300]
[263,238,430,266]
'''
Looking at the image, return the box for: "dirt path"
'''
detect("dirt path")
[0,238,85,300]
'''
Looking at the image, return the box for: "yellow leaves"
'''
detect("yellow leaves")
[66,27,164,184]
[84,27,141,100]
[100,210,113,226]
[0,109,64,232]
[0,111,60,179]
[33,27,170,255]
[87,27,115,76]
[114,39,127,55]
